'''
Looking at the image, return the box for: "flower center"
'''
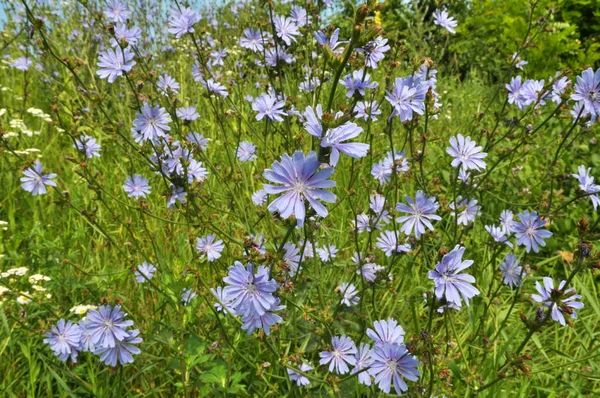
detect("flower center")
[292,180,307,195]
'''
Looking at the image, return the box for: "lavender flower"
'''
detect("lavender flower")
[355,100,382,121]
[123,174,151,200]
[447,134,487,171]
[94,329,142,366]
[252,93,287,122]
[317,244,338,262]
[44,319,81,363]
[511,52,528,70]
[105,0,130,23]
[372,151,409,184]
[376,230,410,257]
[290,5,311,27]
[262,151,336,227]
[135,262,157,283]
[357,262,385,282]
[252,189,267,206]
[168,7,201,38]
[10,57,32,71]
[210,48,227,67]
[21,161,57,196]
[433,9,458,34]
[396,191,441,238]
[358,36,390,69]
[241,298,285,335]
[74,135,101,158]
[186,132,209,150]
[319,335,357,374]
[157,73,180,95]
[341,70,378,98]
[314,28,345,53]
[506,76,528,110]
[499,254,523,288]
[320,122,369,166]
[283,242,301,275]
[181,288,197,306]
[196,234,224,262]
[201,78,229,97]
[485,225,513,248]
[351,343,374,386]
[287,362,313,386]
[369,343,420,394]
[449,196,481,225]
[385,77,428,122]
[500,210,516,234]
[240,28,270,53]
[176,106,200,122]
[96,48,135,83]
[571,68,600,119]
[83,305,133,348]
[513,210,552,253]
[551,75,568,103]
[531,277,584,326]
[428,245,480,307]
[265,47,295,66]
[223,262,278,317]
[167,185,187,209]
[236,141,257,162]
[132,103,171,142]
[367,318,405,346]
[272,15,300,46]
[572,165,600,210]
[109,24,142,48]
[210,286,235,314]
[337,282,360,306]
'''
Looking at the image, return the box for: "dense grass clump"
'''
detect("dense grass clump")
[1,0,599,396]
